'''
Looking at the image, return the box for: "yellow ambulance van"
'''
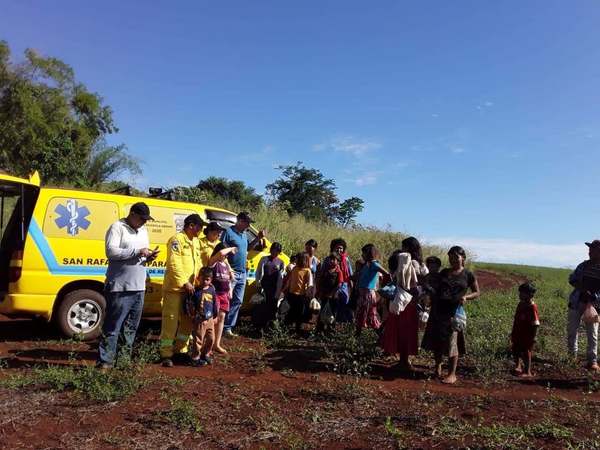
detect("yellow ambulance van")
[0,172,283,340]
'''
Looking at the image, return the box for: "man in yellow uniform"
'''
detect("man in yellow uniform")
[160,214,205,367]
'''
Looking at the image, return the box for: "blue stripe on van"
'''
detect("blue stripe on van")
[28,219,164,278]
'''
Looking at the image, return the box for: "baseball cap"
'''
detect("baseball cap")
[586,240,600,249]
[204,221,225,234]
[130,202,153,221]
[237,211,254,223]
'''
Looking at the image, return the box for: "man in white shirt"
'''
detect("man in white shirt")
[97,202,158,370]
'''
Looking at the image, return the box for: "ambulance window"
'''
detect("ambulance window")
[128,205,196,244]
[43,198,119,240]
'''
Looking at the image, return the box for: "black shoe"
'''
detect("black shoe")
[172,353,191,365]
[161,358,174,368]
[203,356,213,365]
[191,358,208,367]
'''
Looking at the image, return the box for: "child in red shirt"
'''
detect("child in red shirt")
[511,282,540,377]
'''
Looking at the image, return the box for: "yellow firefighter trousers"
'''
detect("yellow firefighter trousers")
[159,291,193,359]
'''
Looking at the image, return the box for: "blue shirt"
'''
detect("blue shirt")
[221,226,250,273]
[569,260,600,308]
[358,260,383,289]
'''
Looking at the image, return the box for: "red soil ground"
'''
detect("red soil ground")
[0,269,598,449]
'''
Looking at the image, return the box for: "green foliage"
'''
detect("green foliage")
[197,176,263,210]
[335,196,364,227]
[323,324,382,377]
[266,162,364,225]
[263,320,293,349]
[434,416,573,448]
[0,41,139,187]
[80,140,141,188]
[0,363,146,402]
[158,395,203,433]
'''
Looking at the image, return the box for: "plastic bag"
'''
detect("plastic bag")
[278,297,290,316]
[319,301,335,325]
[389,287,412,315]
[583,302,599,324]
[378,282,397,301]
[309,297,321,312]
[250,292,265,305]
[451,305,467,332]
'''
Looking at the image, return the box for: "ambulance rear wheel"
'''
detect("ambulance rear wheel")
[56,289,106,341]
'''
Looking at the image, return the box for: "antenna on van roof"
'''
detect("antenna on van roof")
[148,187,175,199]
[110,185,132,195]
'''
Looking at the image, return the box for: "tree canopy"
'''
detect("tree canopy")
[197,176,263,210]
[0,41,139,186]
[266,162,364,226]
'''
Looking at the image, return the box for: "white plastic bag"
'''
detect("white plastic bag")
[309,297,321,312]
[250,292,265,305]
[319,301,335,325]
[278,297,290,316]
[389,287,412,315]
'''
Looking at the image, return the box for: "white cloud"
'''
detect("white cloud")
[354,171,380,186]
[427,236,587,268]
[451,147,466,154]
[314,135,382,157]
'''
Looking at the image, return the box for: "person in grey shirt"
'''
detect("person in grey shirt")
[97,202,158,370]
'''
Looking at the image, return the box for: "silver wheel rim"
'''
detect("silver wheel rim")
[67,299,101,334]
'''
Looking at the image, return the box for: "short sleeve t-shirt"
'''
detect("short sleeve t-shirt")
[198,286,217,319]
[211,261,231,294]
[221,226,250,273]
[260,256,284,292]
[435,268,476,317]
[511,301,540,349]
[358,260,383,290]
[288,267,313,296]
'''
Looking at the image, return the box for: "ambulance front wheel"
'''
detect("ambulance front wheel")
[56,289,106,341]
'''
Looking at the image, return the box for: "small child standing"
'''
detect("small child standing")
[511,282,540,377]
[356,244,389,335]
[210,243,236,354]
[282,252,314,333]
[190,267,218,366]
[255,242,285,327]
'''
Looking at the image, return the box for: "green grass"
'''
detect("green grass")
[466,262,574,378]
[157,395,203,433]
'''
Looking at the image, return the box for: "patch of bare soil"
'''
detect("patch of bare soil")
[475,269,527,291]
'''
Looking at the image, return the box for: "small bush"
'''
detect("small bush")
[263,320,293,349]
[0,363,147,402]
[158,396,202,433]
[323,324,382,377]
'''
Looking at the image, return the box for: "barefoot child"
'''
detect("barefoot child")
[511,282,540,377]
[356,244,389,335]
[190,267,218,366]
[210,243,236,354]
[255,242,285,327]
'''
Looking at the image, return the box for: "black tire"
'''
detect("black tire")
[56,289,106,341]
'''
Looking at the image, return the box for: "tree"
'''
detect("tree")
[266,162,364,225]
[79,139,141,187]
[0,41,138,186]
[334,196,364,227]
[196,176,263,209]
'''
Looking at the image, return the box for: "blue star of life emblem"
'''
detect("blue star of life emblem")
[55,199,91,236]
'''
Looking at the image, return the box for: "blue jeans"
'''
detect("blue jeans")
[97,290,145,366]
[224,271,246,332]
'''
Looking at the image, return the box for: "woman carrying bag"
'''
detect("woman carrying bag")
[421,246,480,384]
[381,252,419,370]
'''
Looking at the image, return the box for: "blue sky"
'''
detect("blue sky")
[2,1,599,267]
